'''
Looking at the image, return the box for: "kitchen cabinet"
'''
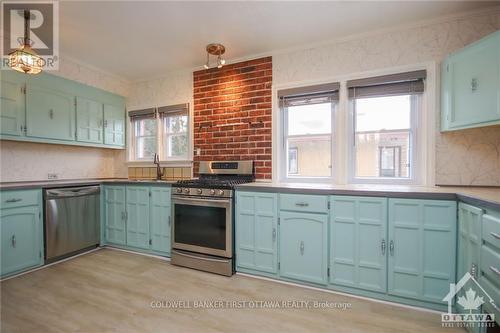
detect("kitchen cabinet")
[103,185,171,256]
[126,186,150,250]
[235,191,278,275]
[0,189,43,278]
[441,31,500,131]
[104,186,127,245]
[479,212,500,321]
[330,196,387,293]
[76,96,104,144]
[457,203,482,280]
[388,199,456,304]
[279,211,328,285]
[0,70,25,137]
[150,187,171,254]
[104,104,125,147]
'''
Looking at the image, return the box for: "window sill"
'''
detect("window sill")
[126,160,193,168]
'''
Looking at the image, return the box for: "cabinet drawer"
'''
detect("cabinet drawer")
[280,194,328,213]
[483,214,500,250]
[0,190,40,209]
[480,246,500,290]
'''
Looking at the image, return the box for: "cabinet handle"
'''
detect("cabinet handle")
[5,198,22,203]
[49,109,54,119]
[490,266,500,277]
[381,239,386,255]
[471,263,477,279]
[11,235,16,248]
[300,241,304,255]
[272,228,276,242]
[490,232,500,240]
[389,240,394,256]
[104,120,108,128]
[121,211,126,220]
[168,216,171,227]
[471,78,478,92]
[295,202,309,207]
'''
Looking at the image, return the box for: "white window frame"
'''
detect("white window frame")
[280,100,337,183]
[347,94,422,185]
[130,116,159,162]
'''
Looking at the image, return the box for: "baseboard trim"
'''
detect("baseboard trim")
[104,245,171,262]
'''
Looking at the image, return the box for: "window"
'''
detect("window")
[348,70,425,183]
[129,103,190,162]
[279,83,339,180]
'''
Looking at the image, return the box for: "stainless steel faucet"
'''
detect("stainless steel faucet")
[153,153,164,180]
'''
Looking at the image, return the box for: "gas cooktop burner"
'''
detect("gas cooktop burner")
[175,177,254,189]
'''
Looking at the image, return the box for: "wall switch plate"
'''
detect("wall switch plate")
[48,173,58,180]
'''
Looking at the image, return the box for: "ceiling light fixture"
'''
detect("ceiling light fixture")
[204,43,226,69]
[8,10,45,74]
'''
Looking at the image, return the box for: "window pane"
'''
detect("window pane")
[287,136,331,177]
[355,95,410,132]
[165,115,188,134]
[135,118,157,136]
[288,102,332,135]
[355,131,410,178]
[136,136,157,160]
[168,134,188,158]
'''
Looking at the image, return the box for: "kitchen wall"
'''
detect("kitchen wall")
[125,8,500,185]
[0,57,131,182]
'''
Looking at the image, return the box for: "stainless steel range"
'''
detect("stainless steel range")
[171,160,254,276]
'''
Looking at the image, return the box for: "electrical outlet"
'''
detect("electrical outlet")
[48,173,58,180]
[196,147,201,156]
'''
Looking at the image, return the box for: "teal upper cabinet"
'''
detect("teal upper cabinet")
[104,185,127,245]
[388,199,456,304]
[0,70,25,136]
[104,104,125,147]
[236,192,278,275]
[150,187,171,254]
[279,211,328,285]
[0,70,125,149]
[441,31,500,131]
[330,196,387,293]
[76,96,103,144]
[125,186,150,249]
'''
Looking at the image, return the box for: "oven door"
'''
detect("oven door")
[172,196,232,258]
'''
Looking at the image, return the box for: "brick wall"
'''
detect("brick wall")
[193,57,272,179]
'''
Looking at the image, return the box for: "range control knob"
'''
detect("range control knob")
[196,188,203,195]
[183,188,189,194]
[176,188,182,193]
[218,190,225,196]
[210,189,216,195]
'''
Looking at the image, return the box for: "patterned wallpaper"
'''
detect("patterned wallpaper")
[272,10,500,186]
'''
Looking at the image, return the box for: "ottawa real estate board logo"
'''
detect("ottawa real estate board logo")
[1,1,59,70]
[442,272,497,328]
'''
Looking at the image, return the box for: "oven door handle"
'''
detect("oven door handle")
[173,250,231,263]
[173,197,231,206]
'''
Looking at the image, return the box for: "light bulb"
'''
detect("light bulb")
[204,63,209,69]
[220,59,226,65]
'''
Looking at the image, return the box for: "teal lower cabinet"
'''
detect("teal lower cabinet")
[150,187,172,255]
[235,191,278,275]
[279,211,328,285]
[125,186,150,249]
[330,196,387,293]
[0,189,44,278]
[103,185,171,256]
[388,199,457,305]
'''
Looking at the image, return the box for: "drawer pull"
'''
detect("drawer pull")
[295,202,309,207]
[489,266,500,277]
[490,232,500,240]
[11,235,16,248]
[5,198,22,203]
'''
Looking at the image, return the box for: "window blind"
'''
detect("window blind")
[278,82,340,107]
[158,103,189,117]
[128,107,156,120]
[347,70,426,98]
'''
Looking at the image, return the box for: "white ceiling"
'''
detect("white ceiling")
[59,1,497,81]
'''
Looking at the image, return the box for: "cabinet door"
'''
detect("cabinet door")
[150,187,171,254]
[1,206,42,277]
[235,192,278,274]
[279,211,328,285]
[457,203,482,280]
[126,186,150,249]
[26,84,75,141]
[330,196,387,293]
[442,31,500,130]
[388,199,456,304]
[104,104,125,146]
[76,96,103,144]
[0,70,25,136]
[104,186,126,245]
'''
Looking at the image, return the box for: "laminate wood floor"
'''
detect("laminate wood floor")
[1,249,460,333]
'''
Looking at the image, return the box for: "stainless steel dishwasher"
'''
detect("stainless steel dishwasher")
[44,185,100,262]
